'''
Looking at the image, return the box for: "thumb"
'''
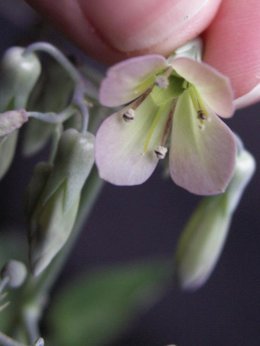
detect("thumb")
[26,0,222,63]
[79,0,222,59]
[203,0,260,99]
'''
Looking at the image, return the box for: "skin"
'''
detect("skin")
[26,0,260,99]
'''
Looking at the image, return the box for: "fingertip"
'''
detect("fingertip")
[79,0,222,57]
[203,0,260,99]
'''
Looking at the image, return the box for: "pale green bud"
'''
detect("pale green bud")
[0,109,28,137]
[0,132,18,180]
[175,149,256,291]
[0,46,41,110]
[1,260,27,288]
[28,129,95,276]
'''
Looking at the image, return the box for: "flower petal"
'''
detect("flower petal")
[170,57,234,117]
[99,55,167,107]
[169,90,236,195]
[234,83,260,109]
[95,95,172,185]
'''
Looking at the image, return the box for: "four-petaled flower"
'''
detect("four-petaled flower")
[95,46,236,195]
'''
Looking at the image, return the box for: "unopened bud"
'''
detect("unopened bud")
[0,110,28,138]
[0,46,41,110]
[28,129,95,276]
[175,148,256,291]
[0,131,18,180]
[1,260,27,288]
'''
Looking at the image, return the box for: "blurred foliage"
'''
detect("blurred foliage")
[48,260,171,346]
[0,231,27,332]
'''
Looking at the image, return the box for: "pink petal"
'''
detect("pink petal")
[169,90,236,195]
[234,84,260,109]
[95,95,171,185]
[170,57,234,117]
[99,55,167,107]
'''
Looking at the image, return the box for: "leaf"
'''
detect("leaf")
[49,260,171,346]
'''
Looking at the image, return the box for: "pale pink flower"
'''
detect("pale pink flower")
[95,47,236,195]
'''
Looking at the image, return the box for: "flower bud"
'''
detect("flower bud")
[0,132,18,180]
[1,260,27,288]
[175,149,255,291]
[28,129,95,276]
[0,47,41,110]
[0,109,28,138]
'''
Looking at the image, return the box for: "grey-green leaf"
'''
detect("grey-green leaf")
[49,260,171,346]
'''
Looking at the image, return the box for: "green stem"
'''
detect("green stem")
[23,42,81,85]
[24,42,90,133]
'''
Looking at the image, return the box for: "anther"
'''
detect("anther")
[122,108,135,122]
[154,145,168,159]
[197,110,207,120]
[155,75,169,89]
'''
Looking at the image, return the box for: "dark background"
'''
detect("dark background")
[0,2,259,345]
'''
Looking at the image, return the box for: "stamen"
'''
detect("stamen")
[122,108,135,122]
[155,75,169,89]
[189,86,209,129]
[197,109,207,120]
[154,145,168,159]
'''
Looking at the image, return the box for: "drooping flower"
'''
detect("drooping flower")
[95,40,237,195]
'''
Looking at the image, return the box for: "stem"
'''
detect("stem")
[23,42,81,84]
[73,86,90,133]
[24,42,90,133]
[27,107,75,124]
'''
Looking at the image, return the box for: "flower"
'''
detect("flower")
[95,42,236,195]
